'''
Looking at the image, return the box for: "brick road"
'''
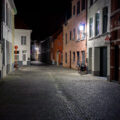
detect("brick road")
[0,65,120,120]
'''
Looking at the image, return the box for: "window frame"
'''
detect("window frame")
[89,17,93,38]
[102,7,108,34]
[95,12,100,36]
[77,0,80,15]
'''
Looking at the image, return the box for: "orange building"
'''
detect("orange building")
[50,29,63,66]
[63,0,87,69]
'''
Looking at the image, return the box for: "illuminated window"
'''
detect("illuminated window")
[80,24,85,40]
[95,12,100,36]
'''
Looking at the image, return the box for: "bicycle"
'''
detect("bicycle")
[77,63,88,75]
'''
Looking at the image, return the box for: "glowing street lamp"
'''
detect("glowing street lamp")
[35,47,39,51]
[79,24,84,31]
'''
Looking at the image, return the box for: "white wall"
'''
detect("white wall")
[14,29,32,65]
[87,0,111,78]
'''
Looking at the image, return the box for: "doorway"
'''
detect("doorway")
[100,47,107,77]
[22,50,27,65]
[89,48,92,73]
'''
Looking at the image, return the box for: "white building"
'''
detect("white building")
[87,0,111,80]
[0,0,17,78]
[14,29,32,66]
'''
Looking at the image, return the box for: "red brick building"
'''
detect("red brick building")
[50,29,63,66]
[63,0,87,69]
[110,0,120,82]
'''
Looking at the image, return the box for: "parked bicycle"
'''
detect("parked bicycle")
[77,63,88,74]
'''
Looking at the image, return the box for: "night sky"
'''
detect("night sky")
[14,0,72,41]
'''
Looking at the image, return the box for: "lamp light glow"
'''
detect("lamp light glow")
[35,47,39,51]
[79,24,84,31]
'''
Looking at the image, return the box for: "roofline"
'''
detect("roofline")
[9,0,17,15]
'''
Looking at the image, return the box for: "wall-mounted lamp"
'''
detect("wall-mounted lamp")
[79,24,85,31]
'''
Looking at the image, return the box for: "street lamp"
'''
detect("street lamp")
[79,24,84,31]
[35,47,39,51]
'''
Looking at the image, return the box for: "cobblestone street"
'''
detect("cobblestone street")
[0,65,120,120]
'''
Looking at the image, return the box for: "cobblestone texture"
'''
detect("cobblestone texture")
[0,65,120,120]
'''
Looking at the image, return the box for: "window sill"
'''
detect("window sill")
[89,32,110,40]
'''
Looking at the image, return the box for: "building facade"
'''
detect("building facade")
[41,37,52,64]
[0,0,17,78]
[110,0,120,82]
[14,29,32,67]
[63,0,87,69]
[87,0,111,79]
[50,29,63,66]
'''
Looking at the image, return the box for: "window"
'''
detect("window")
[77,1,80,15]
[103,7,108,34]
[65,33,67,44]
[90,0,93,6]
[82,51,85,64]
[73,52,75,62]
[70,31,72,40]
[73,28,76,40]
[95,12,100,36]
[23,54,26,61]
[6,4,8,26]
[77,52,80,65]
[21,36,27,45]
[77,27,80,40]
[65,53,67,63]
[118,0,120,8]
[80,24,86,40]
[73,5,76,15]
[14,51,19,54]
[89,18,93,37]
[82,0,85,10]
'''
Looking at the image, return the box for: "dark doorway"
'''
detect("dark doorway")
[115,45,119,81]
[100,47,107,77]
[70,51,71,68]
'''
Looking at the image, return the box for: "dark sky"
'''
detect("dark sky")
[14,0,72,41]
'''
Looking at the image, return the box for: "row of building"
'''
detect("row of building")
[0,0,32,79]
[41,0,120,83]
